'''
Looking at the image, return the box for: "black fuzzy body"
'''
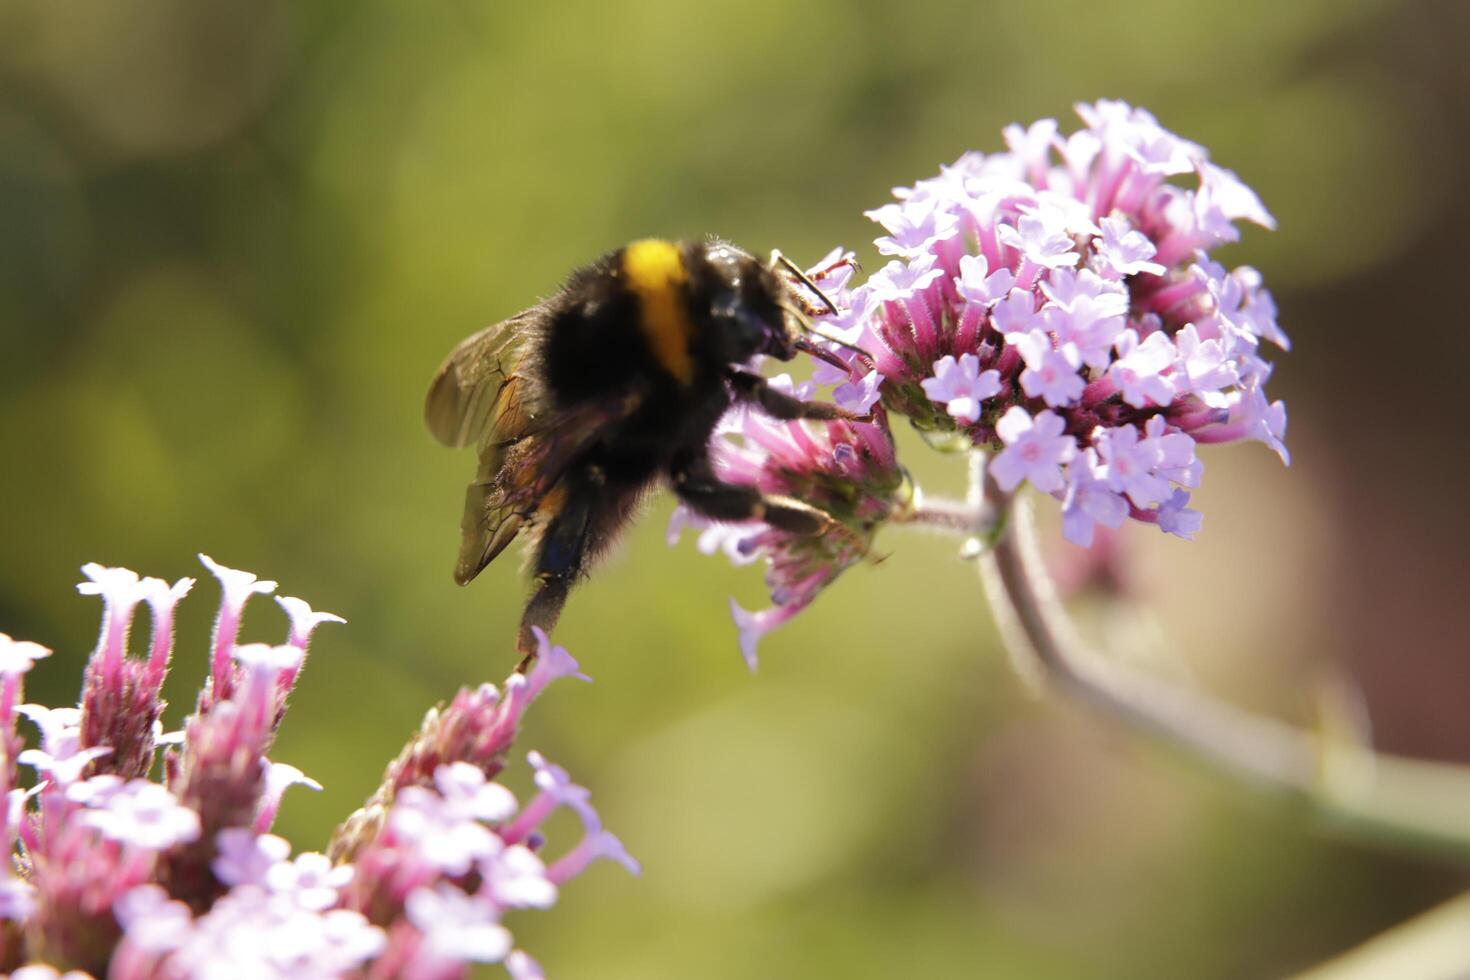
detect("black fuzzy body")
[426,237,822,654]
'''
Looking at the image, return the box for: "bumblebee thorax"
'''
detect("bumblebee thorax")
[621,239,696,384]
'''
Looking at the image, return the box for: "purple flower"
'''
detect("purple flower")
[521,627,590,703]
[75,565,148,682]
[1040,267,1130,317]
[76,780,201,851]
[113,882,194,953]
[1156,488,1205,539]
[1188,377,1289,463]
[1096,215,1165,278]
[274,595,345,651]
[955,253,1015,308]
[160,885,384,979]
[1108,329,1176,408]
[389,785,501,876]
[141,575,194,688]
[265,851,354,912]
[991,288,1044,339]
[1041,285,1127,370]
[1014,333,1085,408]
[921,353,1002,424]
[433,760,519,824]
[672,377,907,664]
[481,844,557,910]
[866,199,961,257]
[833,369,884,415]
[868,255,944,302]
[338,723,632,972]
[273,596,343,693]
[1142,415,1203,489]
[1061,451,1131,548]
[1174,322,1239,396]
[332,636,588,854]
[3,559,632,977]
[796,101,1287,544]
[64,774,125,809]
[991,408,1076,494]
[1094,425,1173,509]
[0,634,51,677]
[1198,162,1277,233]
[0,876,37,922]
[406,883,512,966]
[255,761,322,834]
[73,565,191,781]
[666,506,761,567]
[19,744,112,787]
[998,208,1081,272]
[729,600,801,673]
[18,705,83,760]
[213,828,291,887]
[198,554,277,705]
[507,950,547,980]
[1003,117,1060,183]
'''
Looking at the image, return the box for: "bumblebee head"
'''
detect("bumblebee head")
[690,242,802,364]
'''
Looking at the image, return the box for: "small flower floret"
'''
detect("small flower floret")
[76,780,201,851]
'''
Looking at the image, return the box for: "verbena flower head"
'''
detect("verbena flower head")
[818,100,1288,546]
[74,566,192,783]
[0,558,631,978]
[666,102,1288,663]
[339,752,635,979]
[670,375,909,668]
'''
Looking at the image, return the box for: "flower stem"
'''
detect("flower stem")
[976,462,1470,860]
[892,470,997,538]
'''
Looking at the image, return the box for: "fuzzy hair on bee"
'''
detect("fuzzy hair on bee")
[425,238,862,663]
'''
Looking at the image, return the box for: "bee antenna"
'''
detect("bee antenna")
[778,303,872,362]
[794,335,874,376]
[769,250,840,317]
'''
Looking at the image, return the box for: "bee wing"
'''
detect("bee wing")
[451,379,534,584]
[424,308,541,449]
[428,306,649,584]
[426,307,543,582]
[453,390,644,585]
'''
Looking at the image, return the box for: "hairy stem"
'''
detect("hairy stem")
[976,463,1470,860]
[892,467,997,537]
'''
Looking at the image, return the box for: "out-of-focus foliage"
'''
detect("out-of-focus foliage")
[2,0,1468,976]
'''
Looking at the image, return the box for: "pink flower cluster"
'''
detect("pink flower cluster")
[670,370,907,666]
[668,103,1291,663]
[0,558,634,978]
[818,100,1289,545]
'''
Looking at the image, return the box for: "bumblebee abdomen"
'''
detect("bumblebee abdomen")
[541,284,647,403]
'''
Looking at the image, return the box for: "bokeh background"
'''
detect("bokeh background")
[3,0,1469,976]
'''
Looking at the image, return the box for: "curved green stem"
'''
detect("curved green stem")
[976,464,1470,860]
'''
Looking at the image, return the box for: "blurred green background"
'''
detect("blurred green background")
[3,0,1469,976]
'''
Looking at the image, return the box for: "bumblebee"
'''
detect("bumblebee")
[425,238,860,661]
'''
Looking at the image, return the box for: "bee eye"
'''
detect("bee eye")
[710,290,741,319]
[710,292,771,358]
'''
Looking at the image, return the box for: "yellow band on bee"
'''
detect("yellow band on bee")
[622,239,695,384]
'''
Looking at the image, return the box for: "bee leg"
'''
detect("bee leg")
[726,370,866,422]
[517,579,572,671]
[671,454,844,538]
[515,491,595,670]
[769,250,840,317]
